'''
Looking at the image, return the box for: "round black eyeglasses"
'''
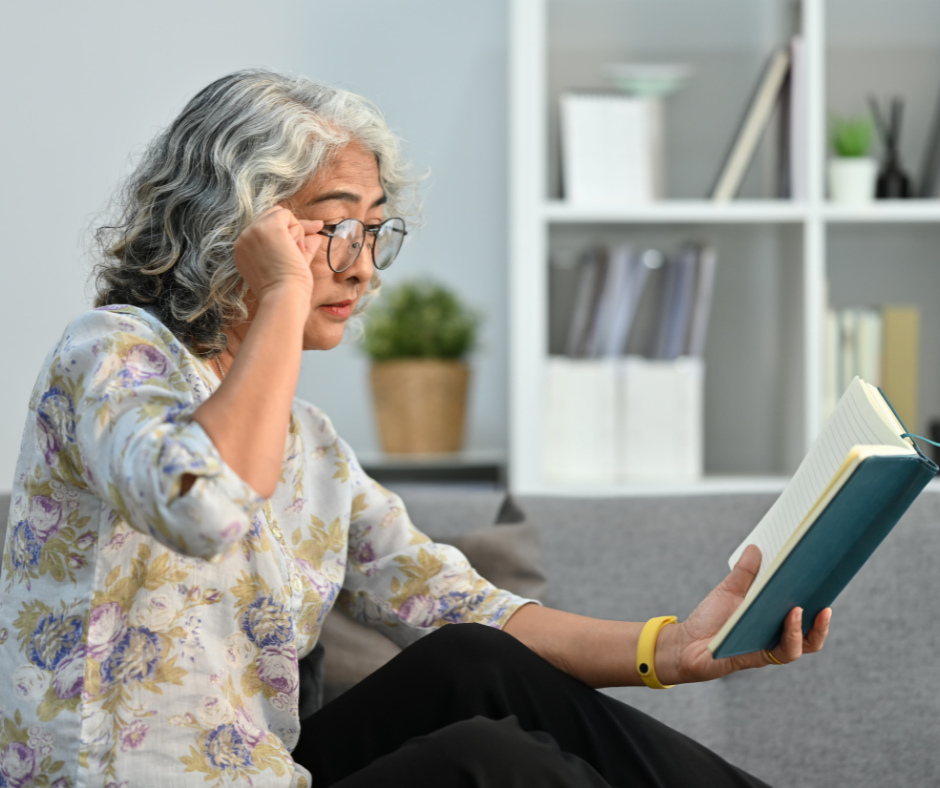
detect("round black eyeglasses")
[317,217,407,274]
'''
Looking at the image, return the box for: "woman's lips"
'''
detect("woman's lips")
[319,299,354,319]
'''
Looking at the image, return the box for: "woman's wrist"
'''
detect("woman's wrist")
[255,281,312,311]
[652,619,685,686]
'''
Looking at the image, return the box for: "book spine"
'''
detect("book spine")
[685,245,718,357]
[712,48,791,202]
[882,306,920,432]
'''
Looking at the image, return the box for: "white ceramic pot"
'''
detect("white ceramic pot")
[828,157,877,204]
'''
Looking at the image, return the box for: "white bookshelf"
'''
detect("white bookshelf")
[544,200,808,224]
[508,0,940,496]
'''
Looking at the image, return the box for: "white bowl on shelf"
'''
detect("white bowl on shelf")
[604,63,692,97]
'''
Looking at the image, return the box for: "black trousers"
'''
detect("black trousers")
[293,623,772,788]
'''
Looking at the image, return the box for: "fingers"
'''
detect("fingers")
[802,607,832,654]
[719,544,762,598]
[763,606,832,667]
[778,606,804,663]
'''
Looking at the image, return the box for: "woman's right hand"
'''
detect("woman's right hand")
[232,206,324,304]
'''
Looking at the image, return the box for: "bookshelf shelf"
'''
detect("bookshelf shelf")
[822,201,940,223]
[523,476,792,498]
[509,0,940,497]
[526,477,940,498]
[544,200,807,225]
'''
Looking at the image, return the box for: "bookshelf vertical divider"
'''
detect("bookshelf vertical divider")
[509,0,548,494]
[803,0,827,454]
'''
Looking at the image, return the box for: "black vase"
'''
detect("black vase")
[876,154,913,198]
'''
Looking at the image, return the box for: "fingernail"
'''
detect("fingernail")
[795,608,803,623]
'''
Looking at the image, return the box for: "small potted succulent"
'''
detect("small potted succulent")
[363,280,480,454]
[829,116,877,203]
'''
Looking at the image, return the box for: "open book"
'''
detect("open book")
[709,376,937,658]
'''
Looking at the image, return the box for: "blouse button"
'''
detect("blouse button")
[292,575,304,593]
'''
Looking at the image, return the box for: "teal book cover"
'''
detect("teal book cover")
[712,452,937,659]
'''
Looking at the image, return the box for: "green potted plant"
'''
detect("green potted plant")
[362,279,480,453]
[829,116,877,203]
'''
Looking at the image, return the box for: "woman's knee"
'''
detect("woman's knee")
[416,622,530,671]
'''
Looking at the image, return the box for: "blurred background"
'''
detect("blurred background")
[0,0,511,487]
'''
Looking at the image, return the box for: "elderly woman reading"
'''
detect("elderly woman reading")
[0,70,830,788]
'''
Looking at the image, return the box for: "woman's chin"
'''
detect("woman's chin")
[303,323,347,351]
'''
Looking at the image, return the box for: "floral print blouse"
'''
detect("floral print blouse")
[0,305,530,788]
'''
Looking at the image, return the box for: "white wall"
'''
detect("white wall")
[292,3,510,458]
[0,1,510,486]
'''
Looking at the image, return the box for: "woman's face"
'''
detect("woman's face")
[284,140,384,351]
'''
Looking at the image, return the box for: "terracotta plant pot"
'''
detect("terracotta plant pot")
[370,360,470,454]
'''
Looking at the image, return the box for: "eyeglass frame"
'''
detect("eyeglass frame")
[317,217,408,274]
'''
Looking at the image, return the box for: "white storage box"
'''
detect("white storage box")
[543,356,703,484]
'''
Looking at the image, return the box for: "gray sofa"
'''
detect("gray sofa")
[3,488,939,788]
[395,487,940,788]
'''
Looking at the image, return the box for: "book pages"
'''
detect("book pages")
[729,377,913,579]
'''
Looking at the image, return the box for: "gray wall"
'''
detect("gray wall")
[0,1,509,486]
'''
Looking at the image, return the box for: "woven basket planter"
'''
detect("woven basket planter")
[370,360,469,454]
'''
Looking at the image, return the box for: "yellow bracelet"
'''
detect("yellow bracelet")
[636,616,678,689]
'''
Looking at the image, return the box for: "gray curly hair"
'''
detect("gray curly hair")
[93,69,419,355]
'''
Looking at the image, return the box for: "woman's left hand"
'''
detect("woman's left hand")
[657,544,832,684]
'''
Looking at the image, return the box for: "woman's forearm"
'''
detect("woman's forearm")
[503,605,656,688]
[191,287,310,498]
[503,547,831,688]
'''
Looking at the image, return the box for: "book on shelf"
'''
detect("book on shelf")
[560,92,663,204]
[882,306,920,431]
[560,243,717,361]
[918,81,940,197]
[710,376,937,658]
[545,241,717,483]
[564,247,606,358]
[601,247,655,358]
[712,47,790,202]
[777,36,807,200]
[685,245,718,358]
[653,246,698,360]
[823,305,919,430]
[589,243,634,358]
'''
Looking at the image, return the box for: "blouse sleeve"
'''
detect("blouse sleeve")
[39,307,264,561]
[336,440,536,648]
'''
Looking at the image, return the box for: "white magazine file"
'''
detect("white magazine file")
[544,357,703,484]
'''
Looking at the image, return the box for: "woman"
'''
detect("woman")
[0,70,829,788]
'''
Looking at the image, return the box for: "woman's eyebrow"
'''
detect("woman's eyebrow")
[306,190,387,208]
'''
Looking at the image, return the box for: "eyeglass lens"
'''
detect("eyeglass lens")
[327,220,364,273]
[328,218,406,273]
[374,218,406,270]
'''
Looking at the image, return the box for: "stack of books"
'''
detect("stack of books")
[824,305,920,432]
[544,243,717,484]
[558,242,717,361]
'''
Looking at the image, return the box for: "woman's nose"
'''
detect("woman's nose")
[339,238,376,284]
